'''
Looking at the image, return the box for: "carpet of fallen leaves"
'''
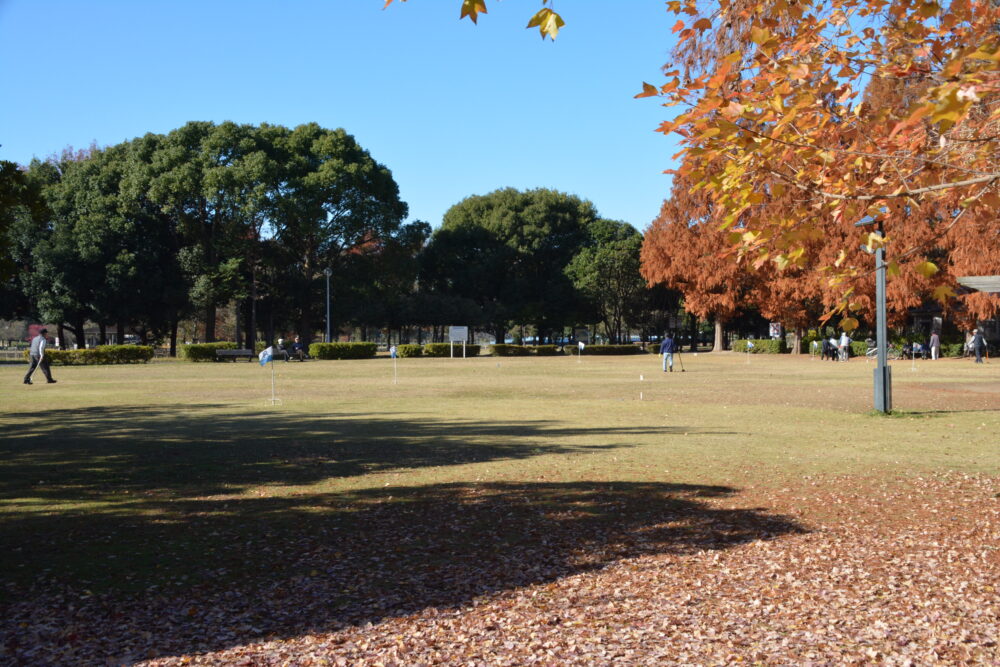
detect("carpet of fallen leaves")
[3,472,998,666]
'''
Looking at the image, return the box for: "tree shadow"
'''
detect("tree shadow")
[1,481,807,664]
[0,404,738,502]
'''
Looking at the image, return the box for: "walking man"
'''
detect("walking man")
[24,328,56,385]
[659,332,677,372]
[972,328,987,364]
[929,331,940,360]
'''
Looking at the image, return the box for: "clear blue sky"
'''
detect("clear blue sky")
[0,1,679,231]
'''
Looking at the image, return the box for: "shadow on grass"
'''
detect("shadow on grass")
[1,481,806,664]
[0,404,738,502]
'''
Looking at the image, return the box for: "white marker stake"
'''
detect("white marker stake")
[269,359,282,406]
[393,355,398,384]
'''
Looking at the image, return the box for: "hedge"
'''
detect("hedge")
[850,341,869,357]
[396,344,422,358]
[529,345,561,356]
[732,339,787,354]
[180,341,237,362]
[308,342,377,360]
[27,345,155,365]
[577,344,646,355]
[490,344,532,357]
[942,343,965,358]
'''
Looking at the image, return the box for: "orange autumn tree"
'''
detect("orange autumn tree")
[641,174,755,352]
[643,0,1000,327]
[391,0,1000,329]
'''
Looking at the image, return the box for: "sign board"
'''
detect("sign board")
[448,326,468,342]
[769,322,783,339]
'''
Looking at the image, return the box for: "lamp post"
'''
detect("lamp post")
[856,215,892,413]
[324,267,333,343]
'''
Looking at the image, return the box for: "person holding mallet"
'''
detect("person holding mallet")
[659,332,677,372]
[23,327,56,385]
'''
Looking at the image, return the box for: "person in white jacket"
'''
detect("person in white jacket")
[23,328,57,385]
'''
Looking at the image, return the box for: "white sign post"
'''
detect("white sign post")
[449,326,469,358]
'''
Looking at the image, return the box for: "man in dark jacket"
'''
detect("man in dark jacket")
[659,333,677,372]
[972,329,987,364]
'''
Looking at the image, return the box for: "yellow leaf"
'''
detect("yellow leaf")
[917,2,940,17]
[933,285,956,302]
[841,317,859,332]
[915,261,939,278]
[460,0,487,23]
[751,26,770,44]
[887,261,901,278]
[526,8,564,40]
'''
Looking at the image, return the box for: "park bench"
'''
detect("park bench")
[215,349,255,362]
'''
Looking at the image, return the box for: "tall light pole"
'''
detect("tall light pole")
[324,267,333,343]
[856,215,892,413]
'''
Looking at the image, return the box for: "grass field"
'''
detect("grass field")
[1,352,998,664]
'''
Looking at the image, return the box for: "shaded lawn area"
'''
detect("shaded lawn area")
[0,355,998,664]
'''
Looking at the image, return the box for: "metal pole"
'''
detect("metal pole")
[874,228,892,413]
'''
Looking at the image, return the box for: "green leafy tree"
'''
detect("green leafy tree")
[267,123,410,342]
[566,219,646,344]
[435,187,597,342]
[0,160,51,319]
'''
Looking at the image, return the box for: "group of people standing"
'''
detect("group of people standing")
[819,332,853,361]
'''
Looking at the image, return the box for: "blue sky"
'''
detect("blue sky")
[0,1,679,231]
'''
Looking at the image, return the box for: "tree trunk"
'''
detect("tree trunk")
[204,303,216,343]
[712,318,726,352]
[234,301,242,348]
[99,323,107,346]
[791,327,803,355]
[169,318,178,357]
[73,316,87,349]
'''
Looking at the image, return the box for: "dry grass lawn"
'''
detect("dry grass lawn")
[1,352,997,664]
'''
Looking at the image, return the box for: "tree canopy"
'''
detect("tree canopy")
[403,0,1000,328]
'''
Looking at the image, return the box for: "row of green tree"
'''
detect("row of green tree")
[1,121,679,352]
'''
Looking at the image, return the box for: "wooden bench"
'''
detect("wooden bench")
[215,349,255,362]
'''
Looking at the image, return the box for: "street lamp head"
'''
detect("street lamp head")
[324,267,332,277]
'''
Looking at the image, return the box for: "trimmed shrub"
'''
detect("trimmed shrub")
[942,342,965,358]
[529,345,561,356]
[396,344,422,358]
[850,340,869,357]
[27,345,155,365]
[180,342,238,362]
[578,344,646,355]
[490,344,531,357]
[308,342,377,360]
[424,343,481,357]
[732,339,787,354]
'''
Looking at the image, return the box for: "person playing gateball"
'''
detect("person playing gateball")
[659,332,676,373]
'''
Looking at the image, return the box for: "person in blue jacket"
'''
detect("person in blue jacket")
[659,332,677,373]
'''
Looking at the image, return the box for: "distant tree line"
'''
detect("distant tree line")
[6,121,984,356]
[0,121,677,353]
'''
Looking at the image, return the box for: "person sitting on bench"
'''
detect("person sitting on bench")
[290,335,308,361]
